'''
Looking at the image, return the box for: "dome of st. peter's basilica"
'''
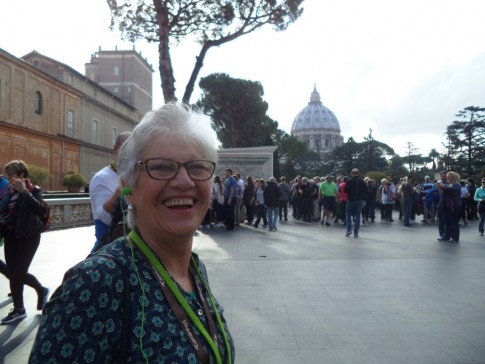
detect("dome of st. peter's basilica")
[291,86,343,153]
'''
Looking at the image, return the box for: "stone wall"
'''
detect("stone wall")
[46,198,93,230]
[216,146,277,180]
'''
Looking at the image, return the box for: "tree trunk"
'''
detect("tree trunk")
[182,30,247,104]
[182,41,213,104]
[154,0,177,103]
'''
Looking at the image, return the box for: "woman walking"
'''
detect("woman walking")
[1,160,49,324]
[253,179,268,228]
[474,177,485,236]
[243,176,256,225]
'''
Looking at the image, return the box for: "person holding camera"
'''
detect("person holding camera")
[0,160,49,324]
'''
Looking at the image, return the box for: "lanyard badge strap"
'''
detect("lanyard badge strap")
[128,230,229,364]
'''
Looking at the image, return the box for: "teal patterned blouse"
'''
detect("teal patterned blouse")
[29,238,234,363]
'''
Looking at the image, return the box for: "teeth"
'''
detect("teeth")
[164,198,194,207]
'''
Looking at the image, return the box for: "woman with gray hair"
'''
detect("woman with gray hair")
[30,103,235,363]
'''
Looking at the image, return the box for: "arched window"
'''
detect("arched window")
[35,91,43,115]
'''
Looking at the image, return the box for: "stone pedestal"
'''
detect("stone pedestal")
[216,146,277,180]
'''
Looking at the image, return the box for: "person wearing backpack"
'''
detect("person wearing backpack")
[0,160,49,324]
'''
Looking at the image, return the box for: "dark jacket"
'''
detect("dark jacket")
[278,183,291,202]
[243,184,256,205]
[6,187,46,239]
[344,176,367,201]
[439,183,461,212]
[263,181,281,208]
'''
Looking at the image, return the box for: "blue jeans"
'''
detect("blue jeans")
[402,196,414,226]
[346,200,363,234]
[91,219,110,253]
[478,210,485,234]
[267,207,279,229]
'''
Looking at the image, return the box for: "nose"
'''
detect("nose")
[169,165,194,186]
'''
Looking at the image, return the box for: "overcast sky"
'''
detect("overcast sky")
[1,0,484,156]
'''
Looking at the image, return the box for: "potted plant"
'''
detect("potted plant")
[28,164,52,189]
[62,172,87,193]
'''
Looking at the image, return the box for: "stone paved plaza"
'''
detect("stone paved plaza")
[1,217,485,363]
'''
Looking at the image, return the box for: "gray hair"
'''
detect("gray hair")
[118,102,218,227]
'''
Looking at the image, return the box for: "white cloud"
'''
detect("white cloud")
[1,0,484,158]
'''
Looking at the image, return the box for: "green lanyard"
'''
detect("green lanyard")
[128,229,232,364]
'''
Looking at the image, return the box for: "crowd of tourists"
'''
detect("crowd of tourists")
[204,168,485,242]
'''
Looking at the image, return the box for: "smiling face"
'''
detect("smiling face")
[130,134,212,240]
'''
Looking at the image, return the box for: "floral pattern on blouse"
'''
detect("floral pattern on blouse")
[29,238,234,364]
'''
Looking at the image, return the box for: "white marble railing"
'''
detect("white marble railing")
[45,198,93,230]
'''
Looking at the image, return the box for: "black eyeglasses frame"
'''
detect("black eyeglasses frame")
[136,158,216,181]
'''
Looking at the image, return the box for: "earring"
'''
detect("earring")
[128,202,135,211]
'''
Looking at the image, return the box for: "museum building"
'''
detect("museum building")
[0,47,152,190]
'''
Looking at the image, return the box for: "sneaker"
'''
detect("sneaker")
[450,240,459,244]
[37,287,49,310]
[273,227,277,231]
[437,237,450,242]
[345,231,352,237]
[1,308,26,324]
[325,222,331,227]
[354,233,359,238]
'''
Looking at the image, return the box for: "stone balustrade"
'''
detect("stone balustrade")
[45,198,93,230]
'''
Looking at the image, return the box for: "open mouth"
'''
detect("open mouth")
[164,198,195,209]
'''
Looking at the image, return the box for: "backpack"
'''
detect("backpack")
[40,198,52,232]
[387,188,396,202]
[0,177,9,217]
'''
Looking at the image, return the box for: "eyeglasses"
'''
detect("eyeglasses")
[137,158,216,181]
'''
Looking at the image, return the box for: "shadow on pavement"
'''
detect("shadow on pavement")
[0,314,40,362]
